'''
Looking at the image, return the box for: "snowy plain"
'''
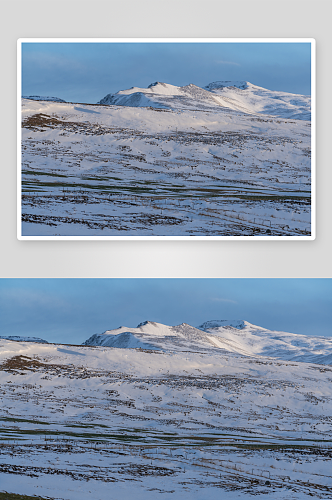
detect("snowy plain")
[0,320,331,499]
[20,81,312,237]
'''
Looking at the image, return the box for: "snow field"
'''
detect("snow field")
[0,328,331,499]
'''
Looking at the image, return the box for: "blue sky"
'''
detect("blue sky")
[21,41,312,103]
[0,279,330,344]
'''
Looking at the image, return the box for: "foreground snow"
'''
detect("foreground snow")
[0,320,331,499]
[21,80,312,237]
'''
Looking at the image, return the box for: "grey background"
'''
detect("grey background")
[1,0,330,278]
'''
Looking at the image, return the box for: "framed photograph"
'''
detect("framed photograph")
[1,277,331,498]
[18,38,315,240]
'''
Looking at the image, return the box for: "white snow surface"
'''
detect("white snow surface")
[84,320,332,365]
[0,330,332,500]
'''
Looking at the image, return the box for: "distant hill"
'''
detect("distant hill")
[22,95,66,103]
[0,335,48,343]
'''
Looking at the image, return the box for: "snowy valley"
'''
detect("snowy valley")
[20,81,312,237]
[0,319,331,499]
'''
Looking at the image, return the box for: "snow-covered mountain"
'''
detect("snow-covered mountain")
[83,320,332,365]
[83,321,214,352]
[98,81,224,111]
[98,80,310,120]
[22,95,66,103]
[0,335,48,343]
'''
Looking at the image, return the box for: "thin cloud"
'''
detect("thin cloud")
[216,60,240,66]
[0,287,66,309]
[211,297,238,304]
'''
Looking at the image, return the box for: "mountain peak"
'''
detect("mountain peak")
[148,81,167,88]
[137,320,158,328]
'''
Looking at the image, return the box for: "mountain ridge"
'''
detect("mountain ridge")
[97,80,311,120]
[82,319,332,365]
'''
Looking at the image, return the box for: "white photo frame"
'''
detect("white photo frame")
[17,38,316,241]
